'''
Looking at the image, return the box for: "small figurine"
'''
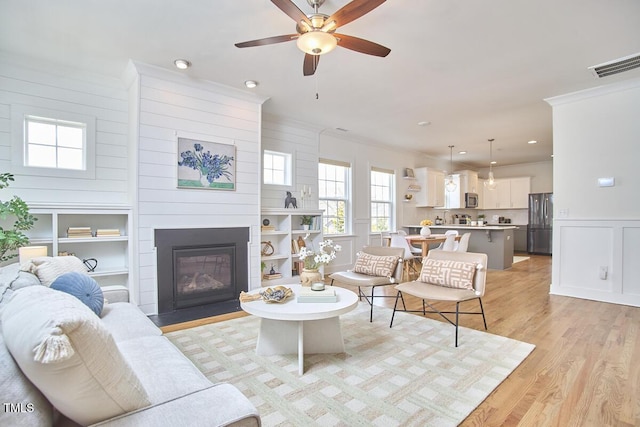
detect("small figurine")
[270,264,276,275]
[285,191,298,208]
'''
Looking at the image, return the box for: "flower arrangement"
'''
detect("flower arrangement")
[298,239,341,270]
[178,143,234,185]
[420,219,433,226]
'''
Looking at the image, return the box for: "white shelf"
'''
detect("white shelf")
[24,206,132,288]
[260,209,324,286]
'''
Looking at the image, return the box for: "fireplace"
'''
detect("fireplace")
[152,227,249,326]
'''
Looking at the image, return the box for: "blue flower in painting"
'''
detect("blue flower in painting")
[178,143,234,184]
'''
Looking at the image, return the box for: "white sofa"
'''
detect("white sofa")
[0,263,260,427]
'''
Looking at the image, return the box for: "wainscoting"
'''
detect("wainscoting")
[551,219,640,307]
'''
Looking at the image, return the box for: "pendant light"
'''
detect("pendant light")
[446,145,457,192]
[484,138,497,190]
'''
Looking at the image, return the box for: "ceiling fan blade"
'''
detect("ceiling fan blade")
[334,33,390,57]
[303,54,319,76]
[235,34,298,48]
[271,0,312,26]
[327,0,386,28]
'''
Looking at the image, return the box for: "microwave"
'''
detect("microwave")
[465,193,478,208]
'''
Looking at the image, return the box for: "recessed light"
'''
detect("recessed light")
[417,121,431,127]
[244,80,258,89]
[491,161,497,165]
[173,59,191,70]
[528,140,538,144]
[458,151,467,155]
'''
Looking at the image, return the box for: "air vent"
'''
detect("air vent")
[588,53,640,78]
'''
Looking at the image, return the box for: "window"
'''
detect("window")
[318,159,350,235]
[11,105,96,179]
[24,116,86,170]
[263,150,292,186]
[370,167,395,232]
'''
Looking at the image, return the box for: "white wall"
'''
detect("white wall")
[126,62,267,314]
[547,78,640,306]
[261,114,322,209]
[0,55,129,205]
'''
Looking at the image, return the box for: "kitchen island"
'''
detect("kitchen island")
[403,225,517,270]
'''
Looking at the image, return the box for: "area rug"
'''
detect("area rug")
[513,256,531,264]
[166,303,534,427]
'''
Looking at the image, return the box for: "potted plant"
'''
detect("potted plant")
[300,215,313,230]
[0,173,37,262]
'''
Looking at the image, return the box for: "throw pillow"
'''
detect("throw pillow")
[21,256,88,287]
[51,272,104,316]
[353,252,399,278]
[1,286,150,426]
[418,258,478,290]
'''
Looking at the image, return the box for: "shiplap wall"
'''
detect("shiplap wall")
[261,114,322,209]
[0,56,129,204]
[129,63,266,314]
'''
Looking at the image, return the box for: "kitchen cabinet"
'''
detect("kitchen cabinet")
[414,167,445,207]
[480,177,530,209]
[509,177,531,208]
[457,170,479,194]
[260,208,323,286]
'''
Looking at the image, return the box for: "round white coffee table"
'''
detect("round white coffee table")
[240,284,358,375]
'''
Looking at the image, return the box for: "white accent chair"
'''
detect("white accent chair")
[389,250,488,347]
[329,246,405,322]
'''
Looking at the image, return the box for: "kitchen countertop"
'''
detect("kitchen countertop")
[405,224,519,231]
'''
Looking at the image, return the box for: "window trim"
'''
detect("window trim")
[370,166,396,232]
[11,104,96,179]
[318,158,351,235]
[263,149,292,186]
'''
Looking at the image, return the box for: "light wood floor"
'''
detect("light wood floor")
[384,255,640,427]
[167,255,640,426]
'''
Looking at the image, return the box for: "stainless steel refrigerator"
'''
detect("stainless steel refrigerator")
[527,193,553,255]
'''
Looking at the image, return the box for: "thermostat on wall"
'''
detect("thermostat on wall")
[597,177,615,187]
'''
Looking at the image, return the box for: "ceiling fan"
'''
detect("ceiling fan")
[235,0,391,76]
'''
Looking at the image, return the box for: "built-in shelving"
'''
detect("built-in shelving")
[260,208,323,286]
[20,204,133,288]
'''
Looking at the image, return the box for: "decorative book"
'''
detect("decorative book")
[296,287,337,303]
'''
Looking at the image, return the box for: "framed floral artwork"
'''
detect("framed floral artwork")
[177,137,236,190]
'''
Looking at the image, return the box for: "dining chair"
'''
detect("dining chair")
[434,230,458,250]
[389,250,488,347]
[454,232,471,252]
[389,233,422,280]
[431,233,457,252]
[393,229,422,255]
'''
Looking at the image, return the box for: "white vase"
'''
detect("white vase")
[200,175,210,187]
[420,226,431,237]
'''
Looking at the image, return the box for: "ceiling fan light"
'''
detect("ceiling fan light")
[321,20,337,32]
[297,31,337,55]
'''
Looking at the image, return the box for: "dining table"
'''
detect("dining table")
[405,234,461,257]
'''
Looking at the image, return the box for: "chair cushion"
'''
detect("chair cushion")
[50,272,104,316]
[353,252,399,278]
[1,286,150,426]
[418,258,478,290]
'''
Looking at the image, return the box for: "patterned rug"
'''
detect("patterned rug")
[166,303,534,427]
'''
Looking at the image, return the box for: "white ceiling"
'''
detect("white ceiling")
[1,0,639,168]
